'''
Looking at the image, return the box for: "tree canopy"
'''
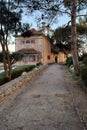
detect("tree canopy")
[52,23,87,54]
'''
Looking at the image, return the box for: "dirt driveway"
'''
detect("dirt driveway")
[0,64,87,130]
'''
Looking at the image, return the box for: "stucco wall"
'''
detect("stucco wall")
[15,35,52,64]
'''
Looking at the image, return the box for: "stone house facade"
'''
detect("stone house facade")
[15,29,52,65]
[15,27,72,65]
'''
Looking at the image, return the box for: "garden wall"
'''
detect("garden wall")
[0,65,48,103]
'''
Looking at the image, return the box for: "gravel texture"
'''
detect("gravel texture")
[0,64,87,130]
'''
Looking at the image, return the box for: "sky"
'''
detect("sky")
[23,7,87,30]
[21,12,70,30]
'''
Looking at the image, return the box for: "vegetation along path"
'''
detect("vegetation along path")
[0,64,87,130]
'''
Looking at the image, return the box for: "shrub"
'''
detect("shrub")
[83,57,87,65]
[0,74,9,85]
[78,56,83,61]
[65,57,73,67]
[11,65,35,79]
[36,62,43,66]
[11,68,24,79]
[81,65,87,87]
[80,53,87,65]
[0,65,35,85]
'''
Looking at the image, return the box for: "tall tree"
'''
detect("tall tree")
[0,0,21,79]
[64,0,87,73]
[51,0,86,73]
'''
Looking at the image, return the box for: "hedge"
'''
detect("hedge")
[81,65,87,87]
[0,74,9,85]
[11,65,35,79]
[65,57,73,67]
[0,65,35,85]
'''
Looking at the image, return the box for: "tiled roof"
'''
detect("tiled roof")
[21,28,43,37]
[16,48,41,54]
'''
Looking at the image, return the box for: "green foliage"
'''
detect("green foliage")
[64,0,71,7]
[0,52,23,64]
[0,51,10,63]
[10,52,23,64]
[82,53,87,65]
[79,53,87,65]
[53,26,71,43]
[65,57,73,67]
[0,73,9,85]
[83,57,87,65]
[36,62,43,66]
[0,65,35,85]
[78,56,83,61]
[0,1,21,33]
[11,65,35,79]
[53,24,87,46]
[81,65,87,87]
[77,24,87,35]
[80,54,87,86]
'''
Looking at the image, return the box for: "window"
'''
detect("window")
[26,40,30,44]
[29,55,35,62]
[20,40,25,44]
[47,55,50,60]
[31,39,35,44]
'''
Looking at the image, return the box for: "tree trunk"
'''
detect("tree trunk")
[5,41,12,80]
[71,0,80,73]
[2,44,8,77]
[1,34,12,80]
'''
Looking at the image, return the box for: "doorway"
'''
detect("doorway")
[55,56,58,63]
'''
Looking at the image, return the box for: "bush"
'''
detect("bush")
[0,65,35,85]
[80,53,87,65]
[78,56,83,61]
[83,57,87,65]
[81,65,87,87]
[0,74,9,85]
[11,68,24,79]
[36,62,43,66]
[11,65,35,79]
[65,57,73,67]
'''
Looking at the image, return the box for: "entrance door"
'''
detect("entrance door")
[55,56,57,63]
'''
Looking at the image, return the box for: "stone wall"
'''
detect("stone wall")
[0,65,48,104]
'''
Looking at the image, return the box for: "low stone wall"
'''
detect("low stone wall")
[0,65,48,103]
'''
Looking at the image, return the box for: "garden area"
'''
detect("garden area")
[0,63,42,86]
[65,54,87,87]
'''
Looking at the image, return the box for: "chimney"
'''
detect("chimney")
[41,22,46,34]
[46,24,50,35]
[42,22,46,28]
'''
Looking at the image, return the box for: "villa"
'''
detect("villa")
[15,23,71,65]
[15,26,52,65]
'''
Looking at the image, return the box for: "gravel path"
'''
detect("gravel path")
[0,64,87,130]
